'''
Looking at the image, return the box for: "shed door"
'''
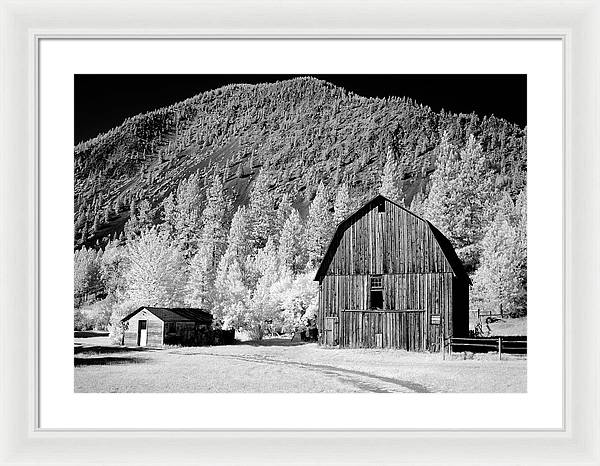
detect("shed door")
[138,320,148,346]
[324,317,339,346]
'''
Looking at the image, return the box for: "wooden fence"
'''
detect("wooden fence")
[445,336,527,360]
[470,307,526,320]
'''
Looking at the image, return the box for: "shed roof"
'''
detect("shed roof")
[121,307,213,323]
[314,194,471,284]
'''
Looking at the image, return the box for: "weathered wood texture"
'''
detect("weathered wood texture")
[319,198,454,276]
[123,308,164,346]
[316,196,469,351]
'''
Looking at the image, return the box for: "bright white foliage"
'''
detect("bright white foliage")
[247,170,276,251]
[277,272,319,333]
[277,208,305,275]
[423,133,497,269]
[378,149,403,205]
[74,246,103,298]
[471,190,527,314]
[305,182,333,270]
[186,175,227,307]
[123,228,187,306]
[333,183,353,225]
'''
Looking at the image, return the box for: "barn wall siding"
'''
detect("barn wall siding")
[322,199,454,277]
[318,272,454,351]
[316,197,469,352]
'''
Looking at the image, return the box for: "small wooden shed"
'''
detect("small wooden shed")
[314,195,470,352]
[121,306,213,347]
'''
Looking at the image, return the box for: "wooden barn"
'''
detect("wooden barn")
[121,306,213,347]
[314,195,470,352]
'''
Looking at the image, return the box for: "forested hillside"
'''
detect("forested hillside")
[74,77,527,338]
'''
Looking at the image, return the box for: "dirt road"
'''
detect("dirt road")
[74,337,526,393]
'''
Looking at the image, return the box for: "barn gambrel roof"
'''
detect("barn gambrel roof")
[313,194,471,284]
[121,306,213,323]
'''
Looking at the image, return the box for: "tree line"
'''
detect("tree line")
[75,130,527,339]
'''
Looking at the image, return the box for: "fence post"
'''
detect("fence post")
[442,336,446,360]
[498,337,502,360]
[477,309,480,320]
[500,304,503,318]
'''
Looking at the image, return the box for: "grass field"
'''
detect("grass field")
[74,335,526,393]
[469,315,527,336]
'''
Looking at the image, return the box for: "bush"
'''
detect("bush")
[74,308,93,331]
[82,299,113,331]
[108,300,141,344]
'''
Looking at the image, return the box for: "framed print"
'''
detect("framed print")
[46,40,551,430]
[1,1,599,465]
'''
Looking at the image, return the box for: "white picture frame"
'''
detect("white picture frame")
[0,1,598,464]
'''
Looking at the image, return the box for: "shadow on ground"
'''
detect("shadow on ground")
[74,356,146,366]
[236,338,313,347]
[74,345,160,355]
[74,331,109,338]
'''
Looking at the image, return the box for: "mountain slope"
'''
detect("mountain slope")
[74,76,527,249]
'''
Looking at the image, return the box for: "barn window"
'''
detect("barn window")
[370,275,383,310]
[378,202,386,213]
[371,275,383,289]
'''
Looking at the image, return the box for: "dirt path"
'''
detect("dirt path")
[74,337,526,393]
[175,351,430,393]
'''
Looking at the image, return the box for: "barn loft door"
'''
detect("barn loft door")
[324,317,339,346]
[138,320,148,346]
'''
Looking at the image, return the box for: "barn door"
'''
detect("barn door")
[407,312,425,351]
[324,317,339,346]
[397,312,425,351]
[138,320,148,346]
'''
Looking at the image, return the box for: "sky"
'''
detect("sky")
[74,74,526,144]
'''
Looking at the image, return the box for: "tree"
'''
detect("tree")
[333,183,352,225]
[212,209,251,320]
[213,260,249,329]
[113,197,123,215]
[471,190,527,314]
[215,235,285,339]
[186,247,213,307]
[130,198,137,218]
[277,208,305,275]
[123,228,187,306]
[160,173,203,253]
[124,199,154,239]
[99,238,128,298]
[422,133,497,270]
[274,192,293,239]
[409,190,425,216]
[211,206,257,323]
[108,299,141,344]
[79,222,89,244]
[378,148,403,204]
[186,175,228,306]
[244,237,282,339]
[277,272,319,333]
[247,170,276,251]
[74,247,103,304]
[305,182,333,270]
[92,214,100,233]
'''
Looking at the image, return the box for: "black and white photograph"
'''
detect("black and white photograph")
[73,74,527,393]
